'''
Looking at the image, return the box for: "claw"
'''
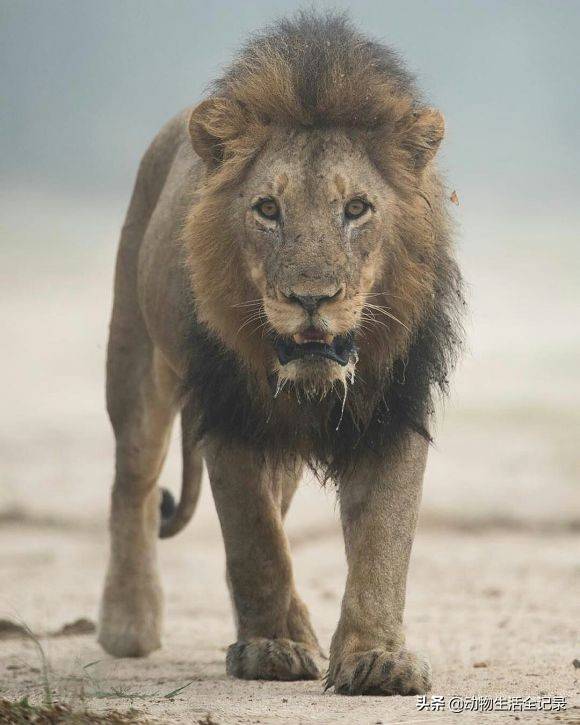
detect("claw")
[328,648,432,696]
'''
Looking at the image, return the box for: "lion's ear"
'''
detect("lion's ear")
[188,97,247,168]
[404,107,445,170]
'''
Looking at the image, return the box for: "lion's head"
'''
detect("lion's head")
[183,12,462,469]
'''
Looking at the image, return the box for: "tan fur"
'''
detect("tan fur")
[99,14,460,695]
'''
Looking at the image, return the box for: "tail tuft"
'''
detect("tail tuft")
[158,404,203,539]
[160,487,176,522]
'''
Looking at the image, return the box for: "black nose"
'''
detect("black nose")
[289,292,339,313]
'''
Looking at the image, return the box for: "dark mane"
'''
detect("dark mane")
[185,252,463,481]
[212,10,419,130]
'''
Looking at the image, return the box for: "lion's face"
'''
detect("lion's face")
[186,93,446,398]
[230,129,394,390]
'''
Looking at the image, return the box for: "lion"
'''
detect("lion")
[98,12,463,696]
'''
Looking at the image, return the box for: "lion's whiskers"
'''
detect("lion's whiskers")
[363,291,407,303]
[235,310,267,337]
[274,375,289,398]
[231,298,264,309]
[360,311,390,331]
[363,303,410,333]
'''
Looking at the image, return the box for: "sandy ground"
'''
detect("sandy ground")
[1,494,579,723]
[1,197,579,722]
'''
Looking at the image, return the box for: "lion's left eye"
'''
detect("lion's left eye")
[344,198,370,220]
[254,198,280,220]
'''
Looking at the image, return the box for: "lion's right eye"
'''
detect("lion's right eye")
[344,197,371,220]
[254,198,280,220]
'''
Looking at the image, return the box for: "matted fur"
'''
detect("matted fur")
[182,12,464,479]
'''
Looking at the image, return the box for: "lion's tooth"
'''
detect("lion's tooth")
[293,331,335,345]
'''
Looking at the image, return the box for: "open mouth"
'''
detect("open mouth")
[274,330,357,367]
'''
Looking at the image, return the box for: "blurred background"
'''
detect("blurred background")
[1,4,579,718]
[1,0,579,532]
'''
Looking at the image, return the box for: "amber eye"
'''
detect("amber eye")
[345,198,370,220]
[254,198,280,220]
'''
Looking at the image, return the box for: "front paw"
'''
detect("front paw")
[227,638,322,681]
[326,648,431,696]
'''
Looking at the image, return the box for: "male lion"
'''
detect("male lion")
[99,12,463,696]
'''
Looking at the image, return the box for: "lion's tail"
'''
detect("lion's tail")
[158,409,203,539]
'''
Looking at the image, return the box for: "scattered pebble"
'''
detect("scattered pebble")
[52,617,96,637]
[198,715,220,725]
[0,619,28,639]
[483,587,502,598]
[0,616,97,640]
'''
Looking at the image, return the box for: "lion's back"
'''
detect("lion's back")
[135,109,198,220]
[110,108,203,375]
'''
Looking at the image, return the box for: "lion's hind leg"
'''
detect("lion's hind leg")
[99,343,180,658]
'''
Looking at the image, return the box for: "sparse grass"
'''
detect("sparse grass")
[1,619,160,722]
[0,697,148,723]
[161,681,194,700]
[2,616,194,722]
[2,618,54,707]
[80,660,193,702]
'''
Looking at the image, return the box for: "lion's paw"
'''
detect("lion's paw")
[226,638,322,681]
[98,584,162,658]
[327,648,431,696]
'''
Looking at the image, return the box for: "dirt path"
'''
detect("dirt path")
[1,479,578,724]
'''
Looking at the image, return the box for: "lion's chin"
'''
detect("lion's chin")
[272,354,358,401]
[269,330,358,399]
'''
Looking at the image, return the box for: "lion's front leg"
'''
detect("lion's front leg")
[327,433,432,695]
[204,438,322,681]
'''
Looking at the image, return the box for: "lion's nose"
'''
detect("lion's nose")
[286,288,343,313]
